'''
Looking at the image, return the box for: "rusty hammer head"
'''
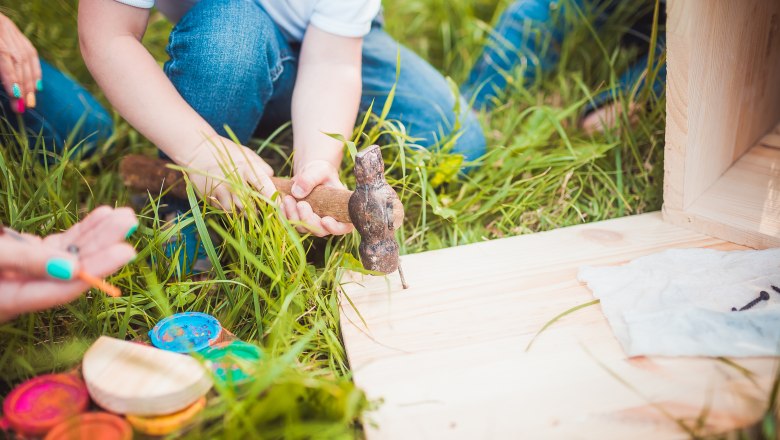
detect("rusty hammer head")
[348,145,404,275]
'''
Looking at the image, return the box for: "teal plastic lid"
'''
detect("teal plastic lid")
[201,341,263,385]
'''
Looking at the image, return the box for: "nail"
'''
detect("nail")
[734,290,771,311]
[46,258,75,280]
[12,83,21,98]
[291,184,305,198]
[26,92,36,109]
[125,224,138,239]
[15,99,25,114]
[36,79,43,91]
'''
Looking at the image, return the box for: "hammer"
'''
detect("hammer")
[118,146,408,288]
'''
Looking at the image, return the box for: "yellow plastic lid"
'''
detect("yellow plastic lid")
[126,396,206,435]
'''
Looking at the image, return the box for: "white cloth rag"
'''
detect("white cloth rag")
[578,247,780,357]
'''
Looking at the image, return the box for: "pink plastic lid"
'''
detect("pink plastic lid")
[3,373,90,436]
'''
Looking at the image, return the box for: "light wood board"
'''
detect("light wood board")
[665,144,780,249]
[339,213,779,439]
[665,0,780,211]
[664,0,780,248]
[83,336,213,416]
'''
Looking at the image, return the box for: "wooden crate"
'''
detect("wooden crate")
[663,0,780,248]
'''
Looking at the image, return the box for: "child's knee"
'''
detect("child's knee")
[83,106,114,145]
[410,99,486,164]
[453,108,487,163]
[68,103,114,157]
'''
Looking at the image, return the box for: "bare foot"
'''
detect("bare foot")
[581,101,638,135]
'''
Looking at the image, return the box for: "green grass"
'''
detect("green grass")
[0,0,675,438]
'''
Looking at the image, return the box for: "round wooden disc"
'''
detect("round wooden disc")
[126,396,206,435]
[3,373,89,436]
[44,412,132,440]
[83,336,212,416]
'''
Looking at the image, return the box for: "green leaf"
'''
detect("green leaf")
[525,299,600,352]
[324,132,358,162]
[184,181,227,282]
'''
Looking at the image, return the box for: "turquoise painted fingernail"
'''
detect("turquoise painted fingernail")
[126,224,138,239]
[46,258,75,280]
[12,83,21,98]
[35,79,43,91]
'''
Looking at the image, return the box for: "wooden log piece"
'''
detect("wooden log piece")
[119,154,404,226]
[82,336,212,416]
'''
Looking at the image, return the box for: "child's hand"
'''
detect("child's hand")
[0,207,137,322]
[0,13,42,112]
[181,136,277,212]
[282,159,354,237]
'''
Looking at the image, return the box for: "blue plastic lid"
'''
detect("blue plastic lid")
[149,312,222,353]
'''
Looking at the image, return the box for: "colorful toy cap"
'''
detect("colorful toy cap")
[3,373,89,436]
[201,341,263,385]
[44,412,132,440]
[149,312,222,353]
[126,396,206,435]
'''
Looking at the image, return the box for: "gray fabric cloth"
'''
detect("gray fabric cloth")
[578,248,780,357]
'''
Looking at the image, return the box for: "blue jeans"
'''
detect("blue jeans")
[0,60,113,158]
[463,0,665,110]
[163,0,487,163]
[464,0,574,109]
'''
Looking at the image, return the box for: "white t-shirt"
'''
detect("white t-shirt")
[115,0,381,41]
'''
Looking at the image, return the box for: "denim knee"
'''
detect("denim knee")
[419,94,487,163]
[75,100,114,155]
[454,105,487,163]
[361,27,486,164]
[0,60,114,158]
[463,0,577,109]
[164,0,294,143]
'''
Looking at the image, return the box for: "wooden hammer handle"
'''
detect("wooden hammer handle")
[118,155,404,225]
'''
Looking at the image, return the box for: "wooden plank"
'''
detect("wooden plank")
[664,0,780,210]
[665,145,780,249]
[759,133,780,149]
[339,213,778,439]
[661,0,690,212]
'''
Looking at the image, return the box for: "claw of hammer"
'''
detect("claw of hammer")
[348,145,408,289]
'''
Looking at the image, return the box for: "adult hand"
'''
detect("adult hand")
[182,136,277,212]
[0,13,42,112]
[282,159,354,237]
[0,207,137,322]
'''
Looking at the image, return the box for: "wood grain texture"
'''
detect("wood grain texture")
[665,145,780,249]
[664,0,780,247]
[82,337,212,416]
[665,0,780,210]
[118,154,404,226]
[339,213,778,439]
